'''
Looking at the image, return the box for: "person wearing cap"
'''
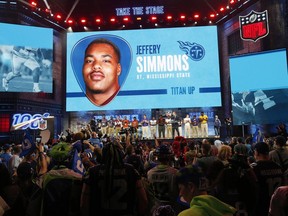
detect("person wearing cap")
[251,141,284,216]
[147,143,179,213]
[176,165,236,216]
[0,144,12,168]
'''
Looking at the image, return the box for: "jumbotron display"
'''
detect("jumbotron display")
[230,49,288,125]
[0,23,53,93]
[66,26,221,111]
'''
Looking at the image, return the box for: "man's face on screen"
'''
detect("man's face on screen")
[82,43,121,97]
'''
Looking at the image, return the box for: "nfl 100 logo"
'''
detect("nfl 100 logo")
[239,10,269,42]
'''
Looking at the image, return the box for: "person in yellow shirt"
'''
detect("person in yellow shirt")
[199,112,208,137]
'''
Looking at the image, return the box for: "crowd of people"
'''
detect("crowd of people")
[0,123,288,216]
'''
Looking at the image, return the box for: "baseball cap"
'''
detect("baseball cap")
[154,144,172,156]
[254,142,270,155]
[2,144,11,151]
[176,165,208,191]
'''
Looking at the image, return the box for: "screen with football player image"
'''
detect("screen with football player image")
[66,26,222,111]
[230,49,288,125]
[0,23,53,93]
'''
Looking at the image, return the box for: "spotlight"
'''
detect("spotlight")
[151,16,157,21]
[167,15,172,20]
[56,14,62,20]
[67,19,73,24]
[180,15,186,20]
[31,1,37,6]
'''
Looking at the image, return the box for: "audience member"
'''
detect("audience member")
[193,142,219,176]
[269,135,288,183]
[147,144,179,212]
[0,144,12,168]
[268,185,288,216]
[251,141,284,216]
[81,141,148,216]
[176,165,236,216]
[7,145,22,179]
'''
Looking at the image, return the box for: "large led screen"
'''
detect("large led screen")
[230,49,288,125]
[66,26,221,111]
[0,23,53,93]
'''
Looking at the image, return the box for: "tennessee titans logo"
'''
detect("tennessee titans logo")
[178,41,205,61]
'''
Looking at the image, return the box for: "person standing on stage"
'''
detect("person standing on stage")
[214,115,221,138]
[131,117,139,138]
[114,115,122,136]
[157,115,166,139]
[171,111,180,139]
[165,113,172,139]
[122,116,130,130]
[183,114,192,138]
[107,116,115,137]
[141,114,149,140]
[149,117,157,139]
[199,112,208,138]
[191,115,199,138]
[101,115,108,135]
[225,117,233,138]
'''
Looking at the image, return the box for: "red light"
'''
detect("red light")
[0,114,10,133]
[110,18,116,22]
[31,1,37,6]
[210,14,215,18]
[56,14,62,19]
[151,16,157,21]
[67,19,73,24]
[167,15,172,20]
[80,19,86,24]
[180,15,186,20]
[220,7,225,12]
[230,0,235,3]
[123,17,129,22]
[194,14,200,19]
[95,18,101,23]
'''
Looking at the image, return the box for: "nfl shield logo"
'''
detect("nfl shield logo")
[239,10,269,42]
[38,119,47,130]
